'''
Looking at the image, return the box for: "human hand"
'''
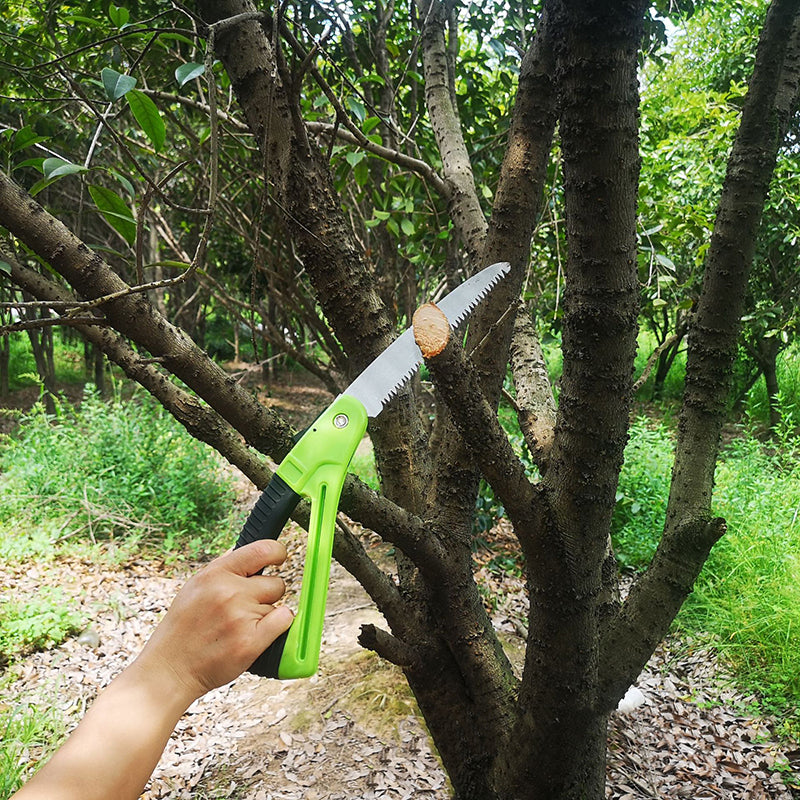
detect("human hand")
[132,540,293,704]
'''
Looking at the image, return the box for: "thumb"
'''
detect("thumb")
[255,605,294,645]
[220,540,288,576]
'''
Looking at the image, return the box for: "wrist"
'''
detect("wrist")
[121,654,202,718]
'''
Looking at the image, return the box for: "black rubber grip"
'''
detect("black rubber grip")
[236,474,301,548]
[248,629,288,678]
[235,474,301,678]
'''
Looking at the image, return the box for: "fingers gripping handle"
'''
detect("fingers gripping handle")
[235,474,301,678]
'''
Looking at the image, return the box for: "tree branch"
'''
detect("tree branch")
[509,308,556,471]
[415,0,487,263]
[304,121,448,195]
[599,0,800,710]
[413,303,539,533]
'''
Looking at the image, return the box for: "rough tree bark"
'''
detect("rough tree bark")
[2,0,800,798]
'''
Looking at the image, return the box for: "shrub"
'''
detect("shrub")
[0,387,236,552]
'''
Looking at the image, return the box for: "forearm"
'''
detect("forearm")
[12,541,292,800]
[13,659,195,800]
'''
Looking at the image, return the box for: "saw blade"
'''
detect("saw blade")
[343,261,510,416]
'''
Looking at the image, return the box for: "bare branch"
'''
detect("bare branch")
[509,309,556,471]
[305,121,447,195]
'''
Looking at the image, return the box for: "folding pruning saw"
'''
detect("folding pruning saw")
[235,261,511,679]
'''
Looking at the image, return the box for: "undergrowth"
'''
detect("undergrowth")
[0,694,66,800]
[0,385,237,558]
[610,413,800,734]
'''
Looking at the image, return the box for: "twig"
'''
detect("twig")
[631,333,680,395]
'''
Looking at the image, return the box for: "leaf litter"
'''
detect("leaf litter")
[2,519,798,799]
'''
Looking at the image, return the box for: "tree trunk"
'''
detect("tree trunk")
[757,335,782,431]
[24,306,57,415]
[0,332,9,397]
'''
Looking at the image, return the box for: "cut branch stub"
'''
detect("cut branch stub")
[412,302,450,357]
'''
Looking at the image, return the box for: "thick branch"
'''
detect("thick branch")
[597,517,726,711]
[413,303,539,533]
[667,0,800,524]
[415,0,487,262]
[543,0,644,586]
[509,308,556,471]
[0,170,295,461]
[426,12,557,539]
[196,0,431,523]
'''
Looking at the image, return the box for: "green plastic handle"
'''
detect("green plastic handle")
[272,393,368,679]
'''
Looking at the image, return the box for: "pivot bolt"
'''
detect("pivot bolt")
[333,414,349,429]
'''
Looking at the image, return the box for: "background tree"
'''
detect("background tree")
[1,1,800,798]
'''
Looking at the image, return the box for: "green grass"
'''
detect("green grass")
[0,386,237,558]
[0,694,67,800]
[610,414,800,732]
[677,432,800,731]
[0,589,83,661]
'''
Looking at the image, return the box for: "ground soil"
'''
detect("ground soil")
[2,376,799,799]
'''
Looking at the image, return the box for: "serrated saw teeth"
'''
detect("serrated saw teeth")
[343,262,511,417]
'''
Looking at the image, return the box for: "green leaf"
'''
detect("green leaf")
[101,68,136,102]
[107,4,130,28]
[15,157,45,172]
[43,157,87,179]
[346,96,366,122]
[126,90,165,152]
[400,218,415,236]
[107,168,135,197]
[88,184,136,244]
[175,62,205,87]
[11,125,47,154]
[362,117,381,134]
[488,38,506,59]
[345,151,366,167]
[654,252,676,271]
[652,298,668,308]
[0,261,11,275]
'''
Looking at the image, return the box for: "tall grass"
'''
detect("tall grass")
[678,433,800,723]
[0,696,66,800]
[743,343,800,431]
[611,414,800,728]
[0,386,236,556]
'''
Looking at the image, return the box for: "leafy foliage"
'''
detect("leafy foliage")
[0,387,236,551]
[0,588,83,661]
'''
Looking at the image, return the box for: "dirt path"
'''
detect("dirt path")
[4,535,798,799]
[1,535,449,799]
